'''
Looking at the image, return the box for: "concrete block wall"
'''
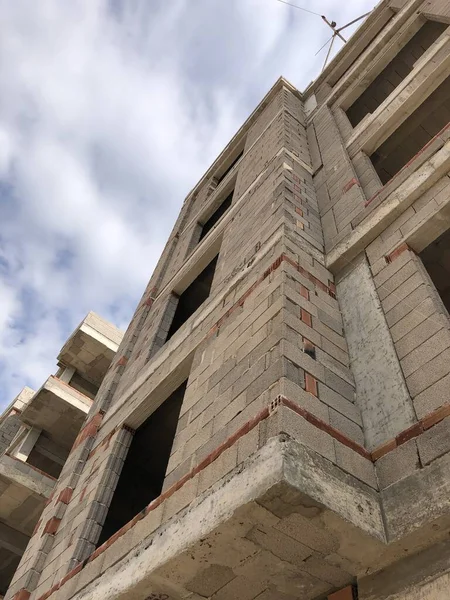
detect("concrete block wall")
[0,388,35,455]
[8,4,450,593]
[309,105,367,251]
[7,82,385,600]
[0,413,22,456]
[103,85,303,410]
[347,174,450,495]
[86,174,201,417]
[98,87,295,412]
[2,86,284,598]
[305,0,450,255]
[365,179,450,421]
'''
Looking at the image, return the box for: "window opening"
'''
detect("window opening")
[347,21,446,127]
[216,149,243,184]
[198,191,234,242]
[166,254,219,341]
[369,73,450,184]
[97,380,187,547]
[419,228,450,315]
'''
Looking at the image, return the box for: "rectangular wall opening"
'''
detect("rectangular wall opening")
[166,253,219,341]
[346,20,447,128]
[369,73,450,184]
[97,380,187,547]
[420,228,450,315]
[0,552,21,597]
[215,145,244,185]
[198,190,234,242]
[68,372,99,400]
[26,432,67,479]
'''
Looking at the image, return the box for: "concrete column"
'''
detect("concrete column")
[59,366,75,384]
[337,254,415,449]
[11,427,41,462]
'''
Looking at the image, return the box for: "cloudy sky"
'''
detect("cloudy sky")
[0,0,376,409]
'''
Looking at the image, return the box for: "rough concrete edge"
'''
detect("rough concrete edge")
[283,436,386,543]
[359,535,450,600]
[382,450,450,542]
[0,455,55,497]
[66,436,286,600]
[65,434,389,600]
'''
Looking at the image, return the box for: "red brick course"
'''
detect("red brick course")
[328,585,355,600]
[342,178,360,194]
[42,517,61,536]
[385,242,411,264]
[57,487,73,505]
[71,411,104,451]
[12,590,31,600]
[305,373,318,397]
[33,391,450,600]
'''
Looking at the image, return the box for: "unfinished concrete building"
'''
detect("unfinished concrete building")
[0,313,122,598]
[6,0,450,598]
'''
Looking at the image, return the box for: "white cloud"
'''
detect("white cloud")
[0,0,376,407]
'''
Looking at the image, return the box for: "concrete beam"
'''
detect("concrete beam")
[21,376,91,427]
[56,432,450,600]
[326,139,450,273]
[0,454,54,498]
[63,437,385,600]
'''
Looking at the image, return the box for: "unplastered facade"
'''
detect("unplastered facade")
[0,313,122,599]
[7,1,450,599]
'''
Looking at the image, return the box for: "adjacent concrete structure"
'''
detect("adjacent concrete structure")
[6,1,450,598]
[0,313,122,598]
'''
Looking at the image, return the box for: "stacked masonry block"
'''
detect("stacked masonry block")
[5,412,105,600]
[360,174,450,493]
[7,83,380,600]
[309,105,368,251]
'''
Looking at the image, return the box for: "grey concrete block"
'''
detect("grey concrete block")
[376,440,420,489]
[417,417,450,466]
[317,382,362,425]
[334,442,377,489]
[381,272,423,314]
[80,518,102,543]
[88,501,109,526]
[390,297,437,344]
[282,339,325,382]
[323,368,354,401]
[396,316,445,361]
[385,284,429,328]
[237,425,261,464]
[413,373,450,419]
[281,378,329,422]
[72,538,96,564]
[279,406,336,463]
[406,348,450,398]
[377,260,417,301]
[401,328,450,378]
[329,409,364,445]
